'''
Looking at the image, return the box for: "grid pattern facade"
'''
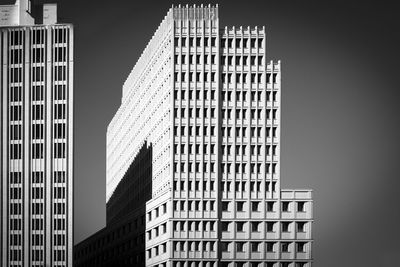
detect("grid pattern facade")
[103,4,313,267]
[0,3,73,266]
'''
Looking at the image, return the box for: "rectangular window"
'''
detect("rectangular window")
[54,104,66,119]
[32,143,44,159]
[32,104,44,120]
[10,124,22,140]
[11,105,22,121]
[54,123,66,139]
[55,85,66,100]
[10,144,22,159]
[32,124,43,139]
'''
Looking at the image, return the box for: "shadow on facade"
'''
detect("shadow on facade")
[74,142,152,267]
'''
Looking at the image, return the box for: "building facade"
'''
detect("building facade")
[0,1,73,266]
[74,4,312,267]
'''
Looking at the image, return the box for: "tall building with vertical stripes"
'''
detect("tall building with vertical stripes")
[0,1,73,266]
[74,4,312,267]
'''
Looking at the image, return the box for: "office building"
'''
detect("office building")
[74,4,312,267]
[0,1,73,266]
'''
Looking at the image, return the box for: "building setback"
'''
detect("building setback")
[74,4,312,267]
[0,1,73,266]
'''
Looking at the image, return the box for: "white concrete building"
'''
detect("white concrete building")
[0,1,73,266]
[105,4,312,267]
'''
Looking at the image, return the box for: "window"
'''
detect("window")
[221,222,229,232]
[267,201,274,212]
[221,242,229,252]
[297,222,306,232]
[237,201,244,212]
[297,201,305,212]
[251,222,260,232]
[236,242,245,252]
[297,242,306,252]
[266,222,275,232]
[281,222,290,232]
[282,202,290,212]
[222,201,229,211]
[281,242,290,253]
[251,202,260,212]
[251,242,260,252]
[266,242,275,252]
[237,222,244,232]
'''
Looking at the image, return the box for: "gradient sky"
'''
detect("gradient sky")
[23,0,400,266]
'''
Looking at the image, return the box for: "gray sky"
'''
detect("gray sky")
[48,0,400,266]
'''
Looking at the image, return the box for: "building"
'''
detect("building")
[0,1,73,266]
[74,4,312,267]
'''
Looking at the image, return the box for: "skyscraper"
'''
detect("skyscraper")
[0,1,73,266]
[75,4,312,267]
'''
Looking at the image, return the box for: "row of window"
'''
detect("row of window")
[147,223,167,240]
[174,107,216,118]
[221,37,263,49]
[9,103,67,121]
[172,262,308,267]
[174,125,216,137]
[174,143,216,154]
[174,71,278,84]
[173,200,217,212]
[9,143,66,159]
[174,36,265,50]
[174,162,216,173]
[175,53,216,65]
[7,27,68,47]
[221,55,264,66]
[175,37,217,48]
[9,47,67,65]
[148,202,168,221]
[221,91,278,104]
[173,180,216,192]
[175,71,217,83]
[222,127,277,140]
[221,181,276,194]
[221,72,278,84]
[221,162,278,175]
[147,242,167,259]
[221,220,307,233]
[9,123,66,140]
[8,84,67,102]
[8,171,66,184]
[222,201,306,213]
[221,241,308,254]
[8,65,67,83]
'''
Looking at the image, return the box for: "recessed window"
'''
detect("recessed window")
[297,201,305,212]
[236,242,245,252]
[251,202,260,212]
[281,242,290,253]
[266,222,275,232]
[237,222,244,232]
[221,222,229,232]
[251,222,260,232]
[221,242,229,252]
[266,242,275,252]
[297,242,306,253]
[297,222,306,232]
[282,202,290,212]
[281,222,290,232]
[237,201,245,212]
